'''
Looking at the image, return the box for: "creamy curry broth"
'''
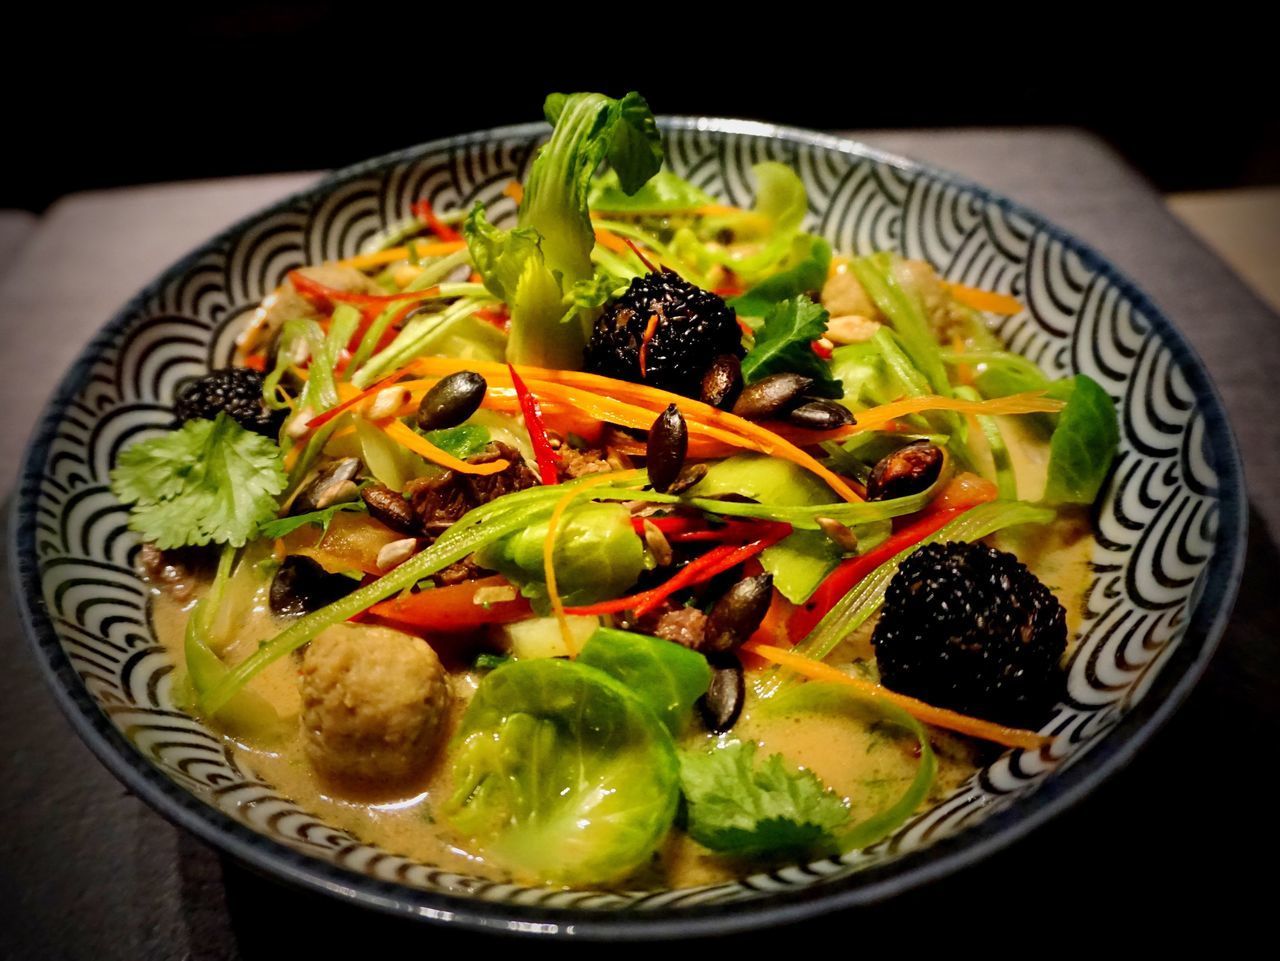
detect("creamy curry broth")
[147,418,1095,889]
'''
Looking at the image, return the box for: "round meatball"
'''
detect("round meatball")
[299,624,451,784]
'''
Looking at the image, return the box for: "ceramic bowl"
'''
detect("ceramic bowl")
[9,119,1246,938]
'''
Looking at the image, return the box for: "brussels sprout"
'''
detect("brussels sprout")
[445,659,679,885]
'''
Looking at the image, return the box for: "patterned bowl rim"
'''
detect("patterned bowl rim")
[8,118,1247,939]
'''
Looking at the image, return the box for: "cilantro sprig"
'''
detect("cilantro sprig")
[740,295,844,398]
[679,740,850,859]
[110,413,287,549]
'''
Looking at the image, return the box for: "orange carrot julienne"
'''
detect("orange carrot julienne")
[745,643,1053,751]
[848,391,1064,432]
[503,181,524,205]
[946,282,1023,316]
[329,242,467,273]
[544,473,622,653]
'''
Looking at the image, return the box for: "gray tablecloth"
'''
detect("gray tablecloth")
[2,131,1276,957]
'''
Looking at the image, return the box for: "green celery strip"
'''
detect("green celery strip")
[591,245,644,281]
[793,501,1055,664]
[353,298,486,387]
[762,683,935,850]
[581,484,936,531]
[849,253,951,396]
[347,250,476,377]
[328,305,362,383]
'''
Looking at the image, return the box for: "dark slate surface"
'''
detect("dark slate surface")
[2,130,1276,957]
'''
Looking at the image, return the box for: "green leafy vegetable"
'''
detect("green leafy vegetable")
[468,92,662,367]
[474,501,644,611]
[588,168,712,214]
[740,295,842,399]
[578,628,711,736]
[257,501,366,540]
[445,658,679,885]
[729,235,831,319]
[759,683,935,850]
[110,413,287,549]
[1043,374,1119,505]
[679,740,850,859]
[422,423,491,460]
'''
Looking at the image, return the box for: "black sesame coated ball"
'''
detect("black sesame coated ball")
[174,367,285,438]
[871,541,1067,729]
[584,270,744,397]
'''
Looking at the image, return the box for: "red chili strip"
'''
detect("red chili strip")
[289,270,441,310]
[507,363,560,485]
[623,237,658,273]
[811,339,833,359]
[566,522,791,617]
[304,374,401,431]
[412,199,463,243]
[787,508,966,642]
[629,515,706,537]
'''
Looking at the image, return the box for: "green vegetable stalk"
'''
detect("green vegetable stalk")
[466,92,662,368]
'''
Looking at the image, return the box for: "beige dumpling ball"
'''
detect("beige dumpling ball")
[299,624,451,785]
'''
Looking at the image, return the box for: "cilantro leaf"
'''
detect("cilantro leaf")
[740,295,843,399]
[256,501,365,540]
[110,413,287,549]
[679,740,850,858]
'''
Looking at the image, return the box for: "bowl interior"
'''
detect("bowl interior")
[11,119,1242,934]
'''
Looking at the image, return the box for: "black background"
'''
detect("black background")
[3,9,1276,210]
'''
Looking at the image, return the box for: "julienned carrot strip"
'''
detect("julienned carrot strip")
[380,419,509,476]
[507,364,560,485]
[847,392,1064,432]
[946,282,1023,316]
[565,523,791,617]
[545,473,623,653]
[745,643,1051,750]
[304,374,401,431]
[503,182,523,204]
[333,241,466,272]
[594,228,629,253]
[411,200,462,243]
